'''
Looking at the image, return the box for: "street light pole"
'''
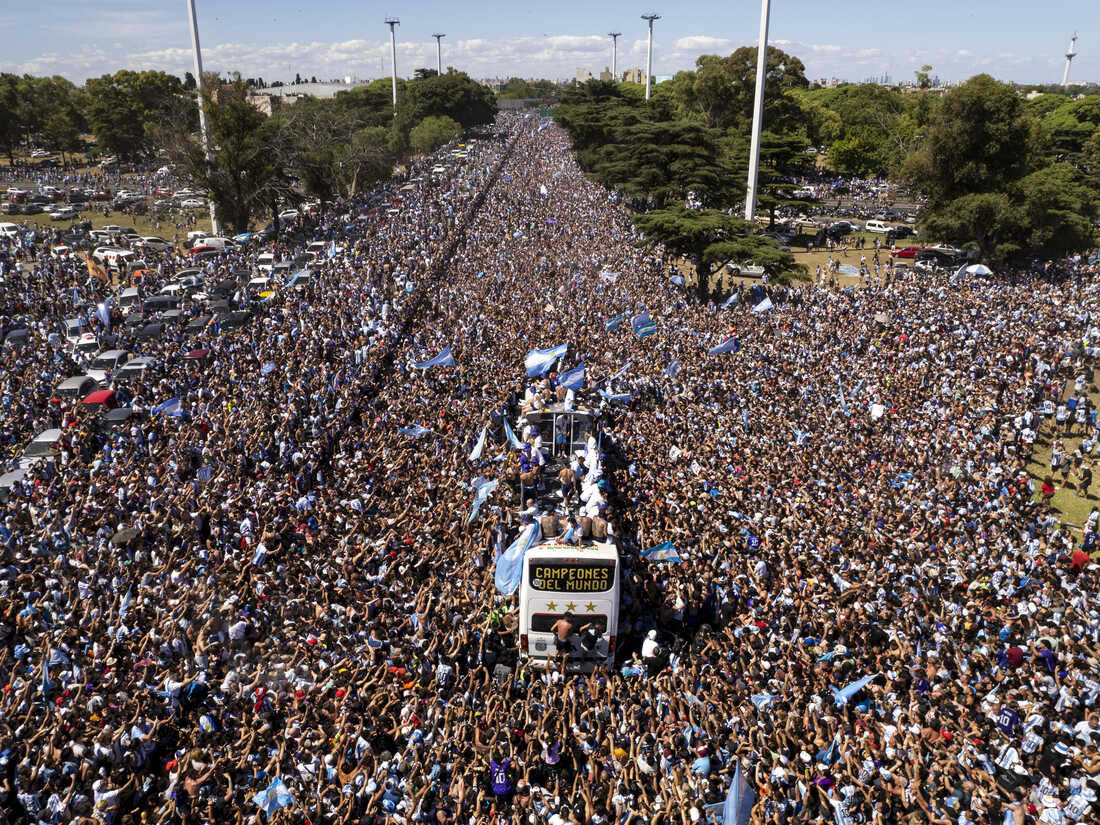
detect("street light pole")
[433,33,445,75]
[641,14,660,101]
[185,0,218,234]
[385,18,400,108]
[608,32,621,80]
[744,0,771,222]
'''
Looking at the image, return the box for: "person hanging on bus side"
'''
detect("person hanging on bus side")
[578,621,603,658]
[551,612,576,662]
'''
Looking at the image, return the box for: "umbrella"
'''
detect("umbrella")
[965,263,992,275]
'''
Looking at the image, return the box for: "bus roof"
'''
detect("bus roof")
[526,540,617,559]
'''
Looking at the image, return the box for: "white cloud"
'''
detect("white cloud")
[16,30,1100,87]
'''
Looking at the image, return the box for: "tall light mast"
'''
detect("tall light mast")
[385,18,400,107]
[185,0,218,234]
[744,0,771,223]
[433,33,445,75]
[609,32,621,80]
[641,14,660,101]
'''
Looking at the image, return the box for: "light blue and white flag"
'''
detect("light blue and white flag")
[469,426,488,461]
[119,587,133,618]
[503,416,524,449]
[410,346,455,369]
[467,478,499,525]
[669,275,685,286]
[722,760,755,825]
[152,397,182,417]
[666,359,681,379]
[494,521,542,595]
[630,311,652,332]
[559,363,584,392]
[831,673,879,707]
[752,296,774,313]
[524,343,568,377]
[398,425,432,438]
[253,777,295,815]
[96,298,111,330]
[598,388,633,404]
[708,337,740,355]
[642,541,683,563]
[604,313,628,331]
[260,362,276,376]
[722,292,739,308]
[751,693,779,712]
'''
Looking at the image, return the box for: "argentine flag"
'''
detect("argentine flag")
[641,541,682,563]
[524,343,568,377]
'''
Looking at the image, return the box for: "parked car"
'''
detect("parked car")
[86,349,131,384]
[894,246,924,259]
[180,198,206,209]
[138,236,172,252]
[112,356,154,383]
[80,389,120,413]
[54,375,98,402]
[20,428,63,469]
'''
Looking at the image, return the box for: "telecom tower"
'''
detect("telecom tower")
[1062,32,1078,87]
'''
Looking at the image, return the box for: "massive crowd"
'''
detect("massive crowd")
[1,112,1099,825]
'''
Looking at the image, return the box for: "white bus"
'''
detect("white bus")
[518,541,620,671]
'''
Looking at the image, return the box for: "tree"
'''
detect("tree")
[915,65,933,89]
[634,208,797,300]
[675,46,808,131]
[156,83,293,232]
[409,115,462,154]
[903,74,1036,208]
[393,72,496,146]
[183,72,197,91]
[84,70,188,157]
[1013,164,1098,259]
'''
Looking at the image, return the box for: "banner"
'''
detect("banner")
[494,521,542,595]
[598,388,633,404]
[558,363,584,392]
[641,541,682,563]
[410,346,455,369]
[831,672,879,707]
[502,415,524,449]
[722,761,755,825]
[708,337,740,355]
[467,478,499,525]
[469,426,488,461]
[604,313,627,331]
[152,397,183,417]
[253,777,295,815]
[752,296,774,313]
[524,343,568,377]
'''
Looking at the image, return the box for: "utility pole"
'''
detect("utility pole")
[1062,32,1078,87]
[744,0,770,223]
[641,14,660,100]
[385,18,400,107]
[433,33,445,75]
[608,32,621,80]
[185,0,218,234]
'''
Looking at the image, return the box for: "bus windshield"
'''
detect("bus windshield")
[527,559,615,593]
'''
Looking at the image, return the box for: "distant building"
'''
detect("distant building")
[622,67,645,84]
[575,68,593,83]
[245,78,369,115]
[599,66,613,82]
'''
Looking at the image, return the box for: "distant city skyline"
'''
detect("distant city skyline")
[4,1,1097,88]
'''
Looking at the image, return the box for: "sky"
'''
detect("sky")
[5,0,1097,87]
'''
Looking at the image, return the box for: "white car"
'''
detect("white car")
[31,149,51,158]
[139,236,172,252]
[0,222,20,238]
[49,207,79,221]
[180,198,206,209]
[278,209,299,221]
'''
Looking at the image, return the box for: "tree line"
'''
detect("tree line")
[553,48,1100,294]
[0,68,498,233]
